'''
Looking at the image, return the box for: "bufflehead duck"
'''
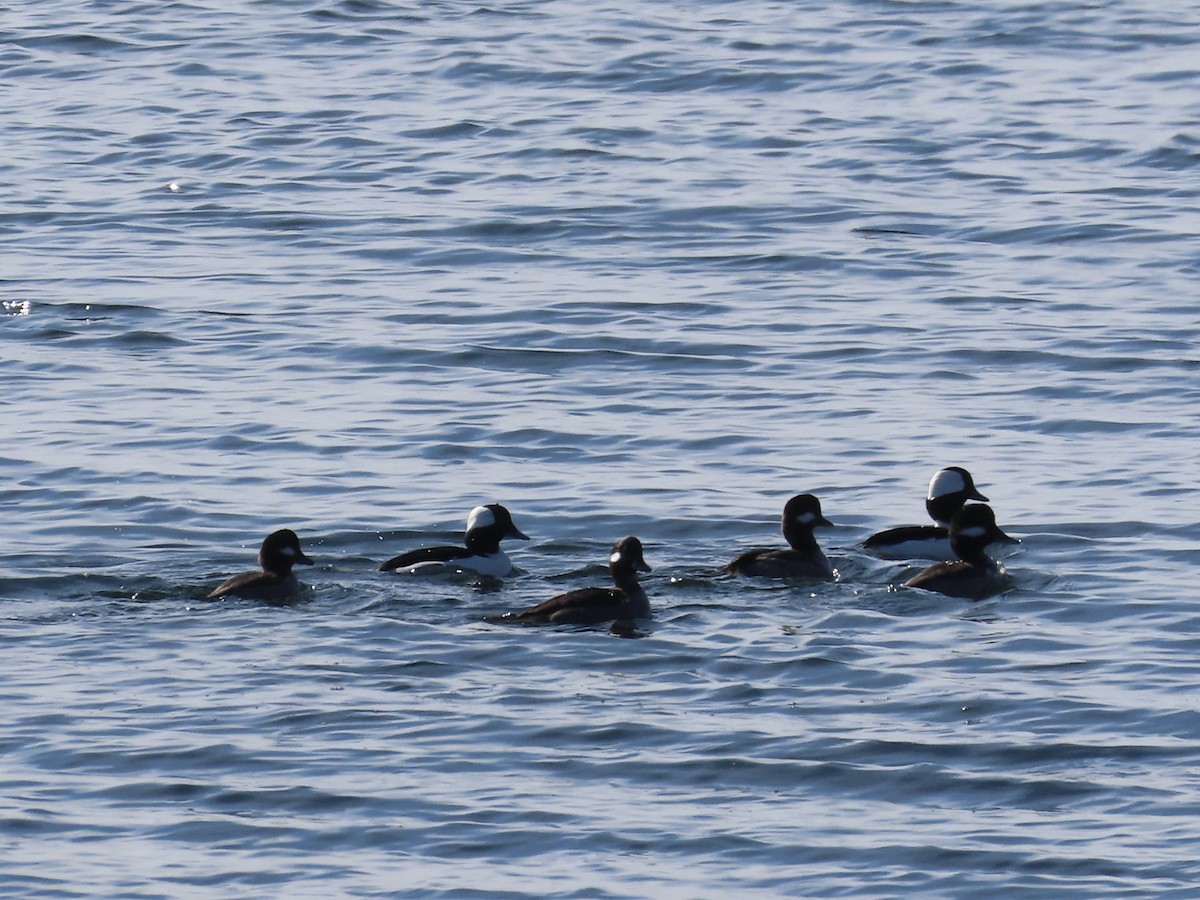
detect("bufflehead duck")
[725,493,835,580]
[904,503,1018,600]
[489,536,651,626]
[863,466,990,560]
[207,529,314,603]
[379,503,529,577]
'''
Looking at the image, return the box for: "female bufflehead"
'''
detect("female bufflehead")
[207,529,314,603]
[863,466,990,560]
[489,536,651,626]
[725,493,835,580]
[904,503,1018,600]
[379,503,528,577]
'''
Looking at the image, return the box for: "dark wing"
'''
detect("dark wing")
[904,561,990,599]
[906,560,1009,601]
[726,548,832,579]
[862,525,946,549]
[904,560,961,588]
[208,570,271,599]
[724,548,771,575]
[493,588,624,626]
[379,545,465,572]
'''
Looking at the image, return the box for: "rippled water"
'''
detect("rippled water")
[3,1,1200,896]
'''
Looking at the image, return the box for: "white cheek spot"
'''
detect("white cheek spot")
[610,552,622,565]
[280,546,295,557]
[929,468,966,499]
[794,511,815,525]
[959,525,987,539]
[467,506,496,530]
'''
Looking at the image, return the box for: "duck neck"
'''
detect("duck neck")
[611,565,644,595]
[465,529,501,555]
[612,567,648,616]
[926,495,962,527]
[953,542,993,569]
[784,527,821,554]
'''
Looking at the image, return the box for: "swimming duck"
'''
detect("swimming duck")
[379,503,528,577]
[725,493,835,579]
[207,529,314,603]
[490,536,651,626]
[863,466,990,559]
[904,503,1019,600]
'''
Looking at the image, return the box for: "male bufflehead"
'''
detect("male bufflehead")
[489,536,651,626]
[725,493,835,580]
[207,529,314,603]
[904,503,1019,600]
[379,503,529,577]
[863,466,990,560]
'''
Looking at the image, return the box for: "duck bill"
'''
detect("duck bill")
[816,515,834,528]
[507,524,530,541]
[297,551,315,565]
[992,528,1019,545]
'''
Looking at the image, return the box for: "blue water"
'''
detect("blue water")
[3,1,1200,895]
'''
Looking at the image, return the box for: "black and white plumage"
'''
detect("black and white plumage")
[379,504,529,577]
[207,528,314,603]
[490,536,651,626]
[863,466,990,560]
[725,493,835,580]
[904,503,1019,600]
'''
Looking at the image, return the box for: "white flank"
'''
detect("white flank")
[460,552,512,577]
[406,552,512,577]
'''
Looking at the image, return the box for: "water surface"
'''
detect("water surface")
[3,1,1199,896]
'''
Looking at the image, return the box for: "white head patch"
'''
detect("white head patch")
[928,468,966,500]
[280,546,295,557]
[794,511,815,525]
[610,551,622,565]
[467,506,495,531]
[959,525,987,539]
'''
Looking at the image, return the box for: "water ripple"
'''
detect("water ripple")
[2,0,1199,896]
